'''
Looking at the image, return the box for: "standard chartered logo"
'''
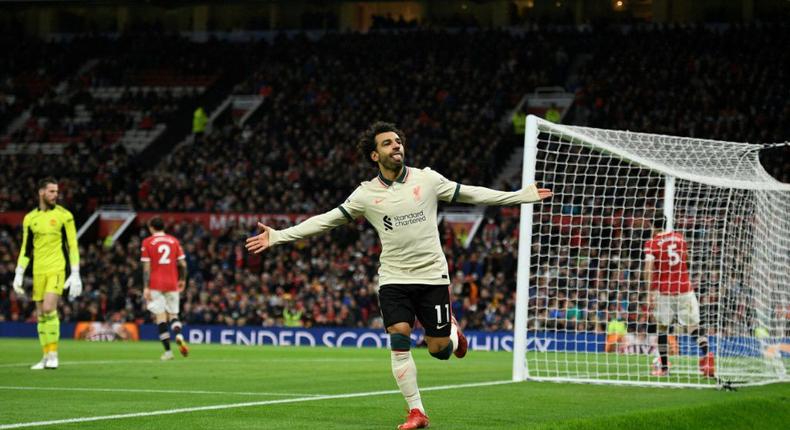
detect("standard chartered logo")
[383,210,428,230]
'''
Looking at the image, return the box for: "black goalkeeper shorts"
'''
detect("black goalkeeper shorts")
[378,283,452,337]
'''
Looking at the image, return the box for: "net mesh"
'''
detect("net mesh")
[522,119,790,387]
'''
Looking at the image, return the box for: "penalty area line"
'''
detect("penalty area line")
[0,380,515,429]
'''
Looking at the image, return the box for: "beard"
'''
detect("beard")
[381,154,403,171]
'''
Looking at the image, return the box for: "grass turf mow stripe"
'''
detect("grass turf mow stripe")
[0,385,323,397]
[0,380,515,429]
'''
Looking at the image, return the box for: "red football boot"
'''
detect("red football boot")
[176,335,189,357]
[699,352,715,378]
[398,408,429,430]
[452,317,468,359]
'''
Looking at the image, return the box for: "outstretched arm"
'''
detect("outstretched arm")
[428,168,551,206]
[245,208,350,254]
[455,183,552,206]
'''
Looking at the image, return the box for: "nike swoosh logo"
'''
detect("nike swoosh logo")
[436,323,448,330]
[374,198,384,204]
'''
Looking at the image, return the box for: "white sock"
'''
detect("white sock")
[450,324,459,353]
[391,350,424,413]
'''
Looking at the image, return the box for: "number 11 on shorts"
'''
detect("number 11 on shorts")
[435,304,450,324]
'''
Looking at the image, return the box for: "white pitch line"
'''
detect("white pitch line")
[0,386,322,398]
[0,380,515,429]
[0,360,158,368]
[0,357,380,368]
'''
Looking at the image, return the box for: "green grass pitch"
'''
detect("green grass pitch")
[0,339,788,429]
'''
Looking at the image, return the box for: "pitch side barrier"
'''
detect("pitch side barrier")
[0,322,779,358]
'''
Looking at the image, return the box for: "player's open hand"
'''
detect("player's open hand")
[246,222,272,254]
[537,188,553,200]
[521,184,554,203]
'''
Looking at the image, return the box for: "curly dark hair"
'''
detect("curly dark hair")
[357,121,406,165]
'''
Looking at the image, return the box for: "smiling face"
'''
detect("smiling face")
[371,131,405,171]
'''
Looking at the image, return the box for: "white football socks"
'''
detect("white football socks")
[450,324,460,353]
[391,350,424,413]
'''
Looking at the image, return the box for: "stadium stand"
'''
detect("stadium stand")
[1,24,788,335]
[571,24,790,146]
[0,211,533,332]
[0,35,102,137]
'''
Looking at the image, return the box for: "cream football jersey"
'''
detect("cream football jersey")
[337,166,458,286]
[268,166,541,287]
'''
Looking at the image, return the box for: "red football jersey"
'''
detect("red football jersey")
[140,233,185,292]
[643,231,691,295]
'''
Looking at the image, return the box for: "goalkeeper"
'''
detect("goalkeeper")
[12,177,82,370]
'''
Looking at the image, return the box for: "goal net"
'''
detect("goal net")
[512,115,790,388]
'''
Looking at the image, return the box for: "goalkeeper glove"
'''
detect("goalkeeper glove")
[12,266,25,296]
[65,266,83,300]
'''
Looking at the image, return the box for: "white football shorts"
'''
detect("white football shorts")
[147,290,180,315]
[655,292,700,327]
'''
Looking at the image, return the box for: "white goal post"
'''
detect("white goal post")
[513,115,790,388]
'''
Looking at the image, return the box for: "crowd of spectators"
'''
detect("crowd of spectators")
[0,139,137,219]
[80,32,231,88]
[0,34,104,133]
[142,29,571,213]
[0,215,526,332]
[3,29,571,214]
[2,32,261,216]
[4,31,236,146]
[0,203,749,336]
[572,23,789,182]
[9,86,201,145]
[0,24,788,335]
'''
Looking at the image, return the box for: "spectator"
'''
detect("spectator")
[193,106,208,143]
[545,103,561,123]
[605,314,627,353]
